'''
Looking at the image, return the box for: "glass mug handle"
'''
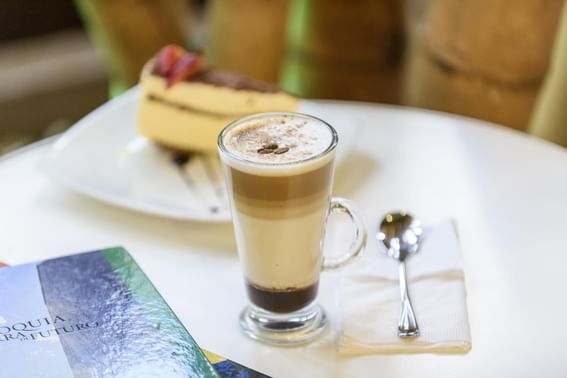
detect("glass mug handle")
[322,197,367,270]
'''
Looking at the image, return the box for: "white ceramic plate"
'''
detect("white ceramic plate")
[40,86,357,222]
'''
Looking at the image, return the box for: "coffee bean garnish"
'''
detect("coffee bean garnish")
[274,147,289,154]
[257,148,273,154]
[264,143,279,150]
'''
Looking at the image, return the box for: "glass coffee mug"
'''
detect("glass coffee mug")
[218,112,367,345]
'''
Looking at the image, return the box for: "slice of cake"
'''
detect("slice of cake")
[138,45,299,152]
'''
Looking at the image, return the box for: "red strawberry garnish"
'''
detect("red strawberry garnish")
[166,53,202,88]
[153,44,185,77]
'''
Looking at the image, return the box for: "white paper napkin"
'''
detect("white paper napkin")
[337,220,472,354]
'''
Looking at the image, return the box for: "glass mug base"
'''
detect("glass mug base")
[239,303,328,346]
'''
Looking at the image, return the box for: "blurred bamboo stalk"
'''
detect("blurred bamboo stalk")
[74,0,190,96]
[404,0,564,131]
[529,3,567,147]
[280,0,405,103]
[204,0,291,83]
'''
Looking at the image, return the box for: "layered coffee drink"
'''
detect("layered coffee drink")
[219,113,337,313]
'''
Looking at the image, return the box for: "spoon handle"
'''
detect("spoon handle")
[398,260,420,338]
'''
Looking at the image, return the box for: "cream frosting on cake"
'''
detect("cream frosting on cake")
[137,46,299,152]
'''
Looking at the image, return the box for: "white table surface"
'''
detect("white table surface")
[1,103,567,377]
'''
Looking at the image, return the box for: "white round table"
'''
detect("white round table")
[1,103,567,377]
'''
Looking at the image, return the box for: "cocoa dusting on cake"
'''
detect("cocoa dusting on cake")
[188,68,281,93]
[150,62,283,92]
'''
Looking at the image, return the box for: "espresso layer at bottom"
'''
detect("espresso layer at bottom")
[246,281,318,313]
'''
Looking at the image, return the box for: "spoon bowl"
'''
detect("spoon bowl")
[377,212,423,260]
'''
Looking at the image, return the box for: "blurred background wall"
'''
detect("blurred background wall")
[1,0,566,155]
[0,0,107,153]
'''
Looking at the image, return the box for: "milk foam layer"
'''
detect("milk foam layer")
[222,114,335,168]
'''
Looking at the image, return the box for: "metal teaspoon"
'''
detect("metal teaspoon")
[377,212,423,338]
